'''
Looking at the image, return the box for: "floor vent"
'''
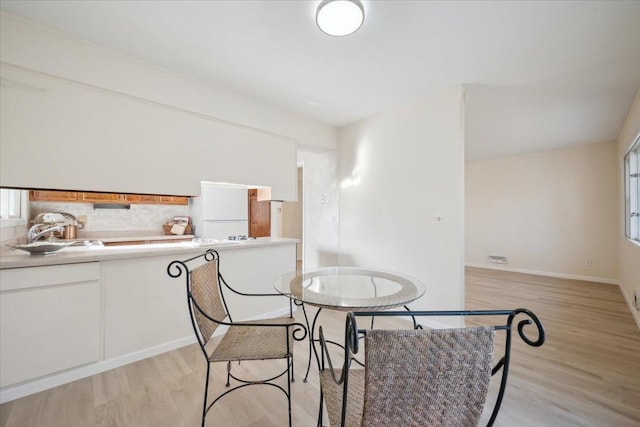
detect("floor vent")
[487,255,508,264]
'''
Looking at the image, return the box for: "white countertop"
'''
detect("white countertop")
[0,237,299,269]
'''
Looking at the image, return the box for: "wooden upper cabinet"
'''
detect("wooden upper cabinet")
[158,196,189,205]
[248,189,271,237]
[123,194,159,204]
[29,190,78,202]
[80,192,123,203]
[29,190,189,205]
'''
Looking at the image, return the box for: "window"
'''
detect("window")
[0,188,26,227]
[625,134,640,243]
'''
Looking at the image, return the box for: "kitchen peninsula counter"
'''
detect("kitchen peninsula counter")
[0,237,299,269]
[0,237,298,402]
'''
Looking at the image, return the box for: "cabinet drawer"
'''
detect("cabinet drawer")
[0,263,100,292]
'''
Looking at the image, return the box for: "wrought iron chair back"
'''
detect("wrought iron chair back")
[363,327,494,426]
[168,249,307,427]
[318,309,545,427]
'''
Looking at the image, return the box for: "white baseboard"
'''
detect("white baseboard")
[467,263,639,331]
[0,335,196,404]
[0,305,296,404]
[246,304,295,321]
[465,263,620,285]
[418,317,459,330]
[620,287,640,330]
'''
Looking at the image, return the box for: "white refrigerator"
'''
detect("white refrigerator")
[191,184,249,239]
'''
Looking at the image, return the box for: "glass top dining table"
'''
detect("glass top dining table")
[274,266,426,311]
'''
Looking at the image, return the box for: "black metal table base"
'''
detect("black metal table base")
[297,302,422,382]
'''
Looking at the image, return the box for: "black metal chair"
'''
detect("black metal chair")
[318,309,545,426]
[168,249,307,427]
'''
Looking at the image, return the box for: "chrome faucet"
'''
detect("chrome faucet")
[27,224,65,243]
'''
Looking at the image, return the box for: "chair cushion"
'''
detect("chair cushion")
[208,317,295,362]
[319,369,365,427]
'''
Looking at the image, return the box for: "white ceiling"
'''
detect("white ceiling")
[1,0,639,160]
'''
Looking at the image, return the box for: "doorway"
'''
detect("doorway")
[281,166,303,271]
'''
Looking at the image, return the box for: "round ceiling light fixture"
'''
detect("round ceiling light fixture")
[316,0,364,37]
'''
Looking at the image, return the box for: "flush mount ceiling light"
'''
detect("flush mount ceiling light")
[316,0,364,37]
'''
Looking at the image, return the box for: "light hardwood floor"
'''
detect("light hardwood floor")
[1,267,639,426]
[466,267,640,426]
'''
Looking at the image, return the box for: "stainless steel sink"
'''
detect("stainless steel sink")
[7,241,75,255]
[6,239,104,255]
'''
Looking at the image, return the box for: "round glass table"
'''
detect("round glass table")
[274,266,425,311]
[274,266,426,381]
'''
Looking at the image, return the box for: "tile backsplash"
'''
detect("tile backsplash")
[30,201,189,233]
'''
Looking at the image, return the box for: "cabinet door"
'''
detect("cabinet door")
[123,194,160,204]
[80,192,123,203]
[29,190,78,202]
[158,195,189,205]
[0,263,101,388]
[249,189,271,237]
[103,256,192,359]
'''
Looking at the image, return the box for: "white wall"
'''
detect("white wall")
[337,88,466,319]
[0,12,336,151]
[617,90,640,328]
[298,149,340,268]
[466,142,619,283]
[0,13,336,200]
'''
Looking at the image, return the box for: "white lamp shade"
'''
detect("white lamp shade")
[316,0,364,37]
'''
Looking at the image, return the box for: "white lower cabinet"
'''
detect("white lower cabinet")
[102,255,194,359]
[0,263,101,388]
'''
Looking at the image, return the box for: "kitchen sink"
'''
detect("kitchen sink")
[7,241,75,255]
[6,239,106,255]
